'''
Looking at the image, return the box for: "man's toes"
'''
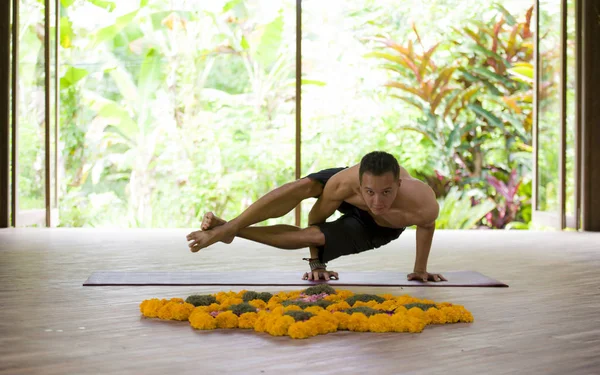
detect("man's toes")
[201,212,216,230]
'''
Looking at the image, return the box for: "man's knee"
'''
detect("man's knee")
[295,178,324,198]
[305,226,325,247]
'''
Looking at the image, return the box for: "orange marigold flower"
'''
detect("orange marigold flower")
[406,316,426,333]
[253,311,270,333]
[215,311,238,329]
[285,291,302,300]
[324,294,344,302]
[304,306,324,315]
[248,299,267,310]
[326,301,351,312]
[267,315,295,337]
[270,306,285,315]
[267,297,284,310]
[368,313,395,333]
[425,307,447,324]
[238,312,259,329]
[313,311,338,334]
[347,313,370,332]
[189,309,217,330]
[394,306,408,315]
[407,307,427,320]
[352,300,378,308]
[439,306,459,323]
[377,300,398,311]
[284,305,303,312]
[157,302,176,320]
[219,297,244,309]
[140,298,165,318]
[335,290,355,300]
[332,312,351,330]
[288,321,317,339]
[158,301,195,321]
[455,306,474,323]
[205,303,223,312]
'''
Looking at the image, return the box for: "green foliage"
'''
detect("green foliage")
[303,284,337,296]
[228,303,258,316]
[374,5,534,183]
[185,295,217,307]
[242,291,273,303]
[345,294,385,305]
[281,300,333,309]
[284,310,314,322]
[404,303,437,311]
[345,306,380,317]
[436,187,496,229]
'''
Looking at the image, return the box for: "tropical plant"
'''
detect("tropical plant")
[435,187,496,229]
[485,168,522,228]
[371,4,534,184]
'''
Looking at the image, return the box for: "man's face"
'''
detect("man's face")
[359,172,400,215]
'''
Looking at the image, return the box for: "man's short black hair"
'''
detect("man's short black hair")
[359,151,400,183]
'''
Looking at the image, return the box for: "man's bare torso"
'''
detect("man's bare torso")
[327,164,439,229]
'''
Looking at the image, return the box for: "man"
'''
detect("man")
[186,151,446,282]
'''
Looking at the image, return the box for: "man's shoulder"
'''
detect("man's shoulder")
[325,167,358,200]
[404,179,436,200]
[402,179,439,223]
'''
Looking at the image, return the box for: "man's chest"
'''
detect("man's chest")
[343,195,416,228]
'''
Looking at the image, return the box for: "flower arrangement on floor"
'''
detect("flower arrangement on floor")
[139,285,474,339]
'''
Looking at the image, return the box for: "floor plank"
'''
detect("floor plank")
[0,228,599,375]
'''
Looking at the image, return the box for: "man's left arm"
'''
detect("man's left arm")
[407,188,447,282]
[413,222,435,274]
[407,222,446,282]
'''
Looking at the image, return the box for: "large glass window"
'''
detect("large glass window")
[59,0,296,227]
[17,0,47,224]
[9,0,554,231]
[536,0,561,213]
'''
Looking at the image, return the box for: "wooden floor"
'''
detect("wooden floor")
[0,228,599,375]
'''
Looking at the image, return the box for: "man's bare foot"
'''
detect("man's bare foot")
[187,228,220,252]
[201,212,234,244]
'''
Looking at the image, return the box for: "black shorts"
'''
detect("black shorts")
[303,167,405,264]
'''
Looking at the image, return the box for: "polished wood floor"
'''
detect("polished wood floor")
[0,228,599,375]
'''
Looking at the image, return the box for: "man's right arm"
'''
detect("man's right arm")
[308,181,344,226]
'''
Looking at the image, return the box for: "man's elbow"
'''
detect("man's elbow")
[418,221,436,230]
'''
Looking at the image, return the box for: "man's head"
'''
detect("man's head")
[359,151,401,215]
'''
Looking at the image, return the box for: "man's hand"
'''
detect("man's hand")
[302,269,339,281]
[407,272,447,282]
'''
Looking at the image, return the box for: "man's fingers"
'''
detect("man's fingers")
[302,272,309,280]
[330,272,339,280]
[313,270,320,280]
[324,272,330,281]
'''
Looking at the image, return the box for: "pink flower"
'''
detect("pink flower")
[296,293,329,303]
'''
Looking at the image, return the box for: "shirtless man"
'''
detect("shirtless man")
[186,151,447,282]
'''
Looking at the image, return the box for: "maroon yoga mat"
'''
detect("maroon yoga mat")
[82,270,508,287]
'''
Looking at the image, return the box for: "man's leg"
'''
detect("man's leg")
[235,225,325,249]
[187,178,323,251]
[201,213,337,280]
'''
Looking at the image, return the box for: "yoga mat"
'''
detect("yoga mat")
[83,270,508,287]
